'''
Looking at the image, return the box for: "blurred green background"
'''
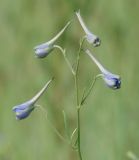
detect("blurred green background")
[0,0,139,159]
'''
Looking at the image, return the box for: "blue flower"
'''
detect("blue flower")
[85,49,121,89]
[34,21,71,58]
[34,43,54,58]
[12,101,35,120]
[76,10,101,47]
[12,78,53,120]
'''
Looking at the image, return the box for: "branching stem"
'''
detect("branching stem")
[81,74,101,106]
[38,105,69,144]
[74,37,85,160]
[54,45,75,75]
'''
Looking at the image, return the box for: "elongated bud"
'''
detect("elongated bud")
[34,21,71,58]
[12,78,53,120]
[85,49,121,89]
[76,10,101,47]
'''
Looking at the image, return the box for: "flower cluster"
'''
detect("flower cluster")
[75,11,121,89]
[12,10,121,120]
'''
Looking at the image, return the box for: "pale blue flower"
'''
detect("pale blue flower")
[85,49,121,89]
[76,10,101,47]
[12,78,53,120]
[34,21,71,58]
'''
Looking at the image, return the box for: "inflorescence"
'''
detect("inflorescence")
[13,10,121,120]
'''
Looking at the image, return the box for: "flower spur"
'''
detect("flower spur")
[76,10,101,47]
[12,78,53,120]
[34,21,71,58]
[85,49,121,89]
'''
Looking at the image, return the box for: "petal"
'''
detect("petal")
[35,46,54,58]
[15,107,34,120]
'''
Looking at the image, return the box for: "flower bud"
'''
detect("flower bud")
[85,49,121,89]
[76,10,101,47]
[34,43,54,58]
[34,21,71,58]
[12,78,53,120]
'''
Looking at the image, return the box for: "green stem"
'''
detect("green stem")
[81,74,101,106]
[74,37,85,160]
[75,75,79,106]
[77,107,82,160]
[54,45,75,75]
[74,74,83,160]
[75,37,85,105]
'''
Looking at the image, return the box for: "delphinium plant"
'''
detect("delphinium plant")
[13,10,121,160]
